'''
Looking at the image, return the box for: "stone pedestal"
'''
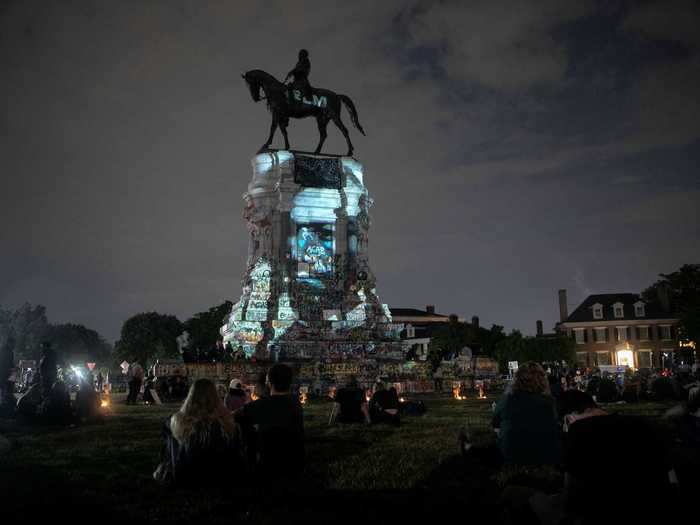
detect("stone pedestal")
[221,150,402,363]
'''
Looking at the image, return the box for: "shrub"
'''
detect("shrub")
[650,376,674,401]
[596,378,618,403]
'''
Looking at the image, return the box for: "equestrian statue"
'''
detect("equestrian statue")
[242,49,365,157]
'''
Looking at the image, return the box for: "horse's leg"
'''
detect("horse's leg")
[332,114,353,157]
[315,116,328,154]
[260,115,278,152]
[279,119,290,150]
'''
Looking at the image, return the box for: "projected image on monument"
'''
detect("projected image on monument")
[297,224,333,284]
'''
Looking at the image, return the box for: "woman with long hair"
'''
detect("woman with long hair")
[155,378,243,486]
[492,362,561,465]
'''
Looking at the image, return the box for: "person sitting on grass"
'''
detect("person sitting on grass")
[369,382,400,425]
[75,374,102,423]
[234,364,305,480]
[154,378,242,487]
[41,380,74,426]
[557,389,608,432]
[492,361,561,466]
[330,375,369,425]
[225,378,248,412]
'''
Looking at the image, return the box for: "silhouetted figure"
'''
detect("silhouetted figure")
[0,334,16,414]
[42,380,73,426]
[369,382,400,425]
[126,360,144,404]
[285,49,312,102]
[234,364,304,480]
[492,362,561,465]
[155,378,243,487]
[39,341,58,398]
[331,375,369,424]
[75,376,101,423]
[225,379,248,412]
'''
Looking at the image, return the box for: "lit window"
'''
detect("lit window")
[638,326,649,341]
[595,327,607,343]
[574,329,585,344]
[596,352,612,366]
[661,326,672,340]
[638,350,652,368]
[613,303,624,318]
[617,327,627,341]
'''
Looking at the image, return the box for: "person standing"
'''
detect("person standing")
[38,341,58,398]
[0,334,16,412]
[95,371,104,393]
[126,360,144,404]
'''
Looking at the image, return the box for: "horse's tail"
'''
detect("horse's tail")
[339,94,366,136]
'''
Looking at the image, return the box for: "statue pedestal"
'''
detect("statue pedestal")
[221,150,402,364]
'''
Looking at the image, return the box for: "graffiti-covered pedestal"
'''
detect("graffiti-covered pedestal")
[221,150,403,375]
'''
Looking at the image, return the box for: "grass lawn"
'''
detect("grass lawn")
[0,393,675,522]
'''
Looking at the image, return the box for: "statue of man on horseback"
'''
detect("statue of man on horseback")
[242,50,365,157]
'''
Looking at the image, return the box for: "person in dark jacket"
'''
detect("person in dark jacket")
[38,341,58,398]
[234,364,304,480]
[492,361,561,465]
[331,375,369,424]
[369,382,400,425]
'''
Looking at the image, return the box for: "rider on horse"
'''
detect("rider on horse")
[285,49,313,104]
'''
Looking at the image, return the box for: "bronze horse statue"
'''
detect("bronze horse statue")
[242,70,365,156]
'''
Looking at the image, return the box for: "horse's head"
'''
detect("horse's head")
[242,70,263,102]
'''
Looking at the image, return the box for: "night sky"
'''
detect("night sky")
[2,1,699,342]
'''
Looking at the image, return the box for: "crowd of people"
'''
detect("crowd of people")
[486,361,700,524]
[181,341,252,364]
[152,369,420,487]
[542,364,700,404]
[4,342,104,425]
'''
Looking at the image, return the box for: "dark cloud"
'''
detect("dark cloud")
[1,1,699,340]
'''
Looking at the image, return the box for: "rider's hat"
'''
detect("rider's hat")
[299,49,309,58]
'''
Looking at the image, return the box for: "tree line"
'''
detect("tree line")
[2,264,697,369]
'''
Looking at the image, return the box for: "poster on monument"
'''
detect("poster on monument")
[297,224,334,285]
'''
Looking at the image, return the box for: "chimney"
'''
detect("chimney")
[657,284,671,313]
[536,320,543,337]
[426,305,435,315]
[471,315,480,329]
[558,289,568,323]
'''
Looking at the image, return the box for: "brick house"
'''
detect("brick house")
[556,290,679,370]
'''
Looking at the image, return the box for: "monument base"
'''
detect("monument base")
[221,150,403,365]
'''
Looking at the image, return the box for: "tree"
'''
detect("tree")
[427,315,473,369]
[0,303,50,361]
[115,312,183,366]
[183,301,233,352]
[495,330,575,372]
[46,323,112,364]
[642,264,700,363]
[427,316,506,368]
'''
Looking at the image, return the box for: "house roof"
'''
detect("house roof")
[390,308,449,318]
[564,293,675,323]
